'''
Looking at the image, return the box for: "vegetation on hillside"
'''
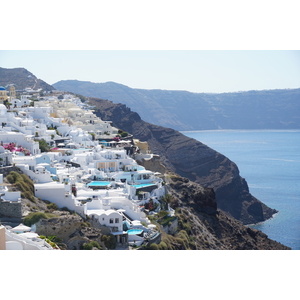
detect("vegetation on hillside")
[37,139,51,152]
[23,212,58,226]
[6,171,36,202]
[101,234,117,249]
[82,241,103,250]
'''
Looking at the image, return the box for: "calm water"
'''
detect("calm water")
[182,130,300,250]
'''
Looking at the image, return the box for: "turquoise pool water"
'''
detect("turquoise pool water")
[127,229,143,235]
[87,181,111,187]
[132,183,156,189]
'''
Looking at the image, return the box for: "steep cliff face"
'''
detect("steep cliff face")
[90,97,277,225]
[156,173,289,250]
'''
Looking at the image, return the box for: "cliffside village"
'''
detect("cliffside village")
[0,85,173,250]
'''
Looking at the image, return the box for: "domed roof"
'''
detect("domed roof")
[0,86,6,91]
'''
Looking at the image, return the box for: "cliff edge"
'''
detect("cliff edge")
[90,97,277,225]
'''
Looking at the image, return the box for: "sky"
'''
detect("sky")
[1,1,300,94]
[1,50,300,93]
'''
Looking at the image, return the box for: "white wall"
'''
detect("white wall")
[96,211,123,232]
[17,165,52,183]
[1,191,21,202]
[34,183,75,210]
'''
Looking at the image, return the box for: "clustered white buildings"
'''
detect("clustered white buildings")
[0,86,172,250]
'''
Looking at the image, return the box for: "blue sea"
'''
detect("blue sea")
[182,130,300,250]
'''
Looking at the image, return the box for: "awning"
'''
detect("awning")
[11,223,31,232]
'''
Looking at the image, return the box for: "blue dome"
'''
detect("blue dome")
[0,86,6,91]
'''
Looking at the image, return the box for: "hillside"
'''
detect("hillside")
[1,168,289,250]
[0,68,281,227]
[89,97,277,225]
[0,67,54,91]
[53,80,300,131]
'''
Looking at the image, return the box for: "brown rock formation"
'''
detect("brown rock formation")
[164,173,290,250]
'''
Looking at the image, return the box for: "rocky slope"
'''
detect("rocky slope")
[163,173,289,250]
[0,67,54,91]
[89,97,277,225]
[53,80,300,130]
[2,168,287,250]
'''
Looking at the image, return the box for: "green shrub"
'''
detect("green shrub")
[148,243,159,250]
[61,207,73,213]
[101,234,116,249]
[80,222,91,228]
[22,191,36,203]
[47,235,62,243]
[7,171,35,202]
[157,210,168,218]
[6,174,14,184]
[120,132,128,137]
[38,139,50,152]
[15,181,29,192]
[158,241,168,250]
[20,174,34,190]
[23,212,57,226]
[47,203,58,210]
[174,230,195,250]
[6,171,22,184]
[177,213,192,234]
[82,241,102,250]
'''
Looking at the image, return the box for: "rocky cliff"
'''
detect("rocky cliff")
[163,173,289,250]
[90,97,277,225]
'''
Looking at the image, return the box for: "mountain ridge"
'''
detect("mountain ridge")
[53,79,300,131]
[0,67,54,91]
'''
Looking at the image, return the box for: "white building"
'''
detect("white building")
[0,225,54,250]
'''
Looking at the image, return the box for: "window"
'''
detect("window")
[115,218,119,223]
[109,218,114,224]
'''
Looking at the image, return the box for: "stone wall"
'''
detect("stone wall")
[0,166,22,178]
[0,198,22,218]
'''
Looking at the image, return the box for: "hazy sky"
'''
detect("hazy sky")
[1,50,299,93]
[1,1,300,93]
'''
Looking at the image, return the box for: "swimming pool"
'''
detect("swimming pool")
[127,229,143,235]
[87,181,111,187]
[132,183,156,189]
